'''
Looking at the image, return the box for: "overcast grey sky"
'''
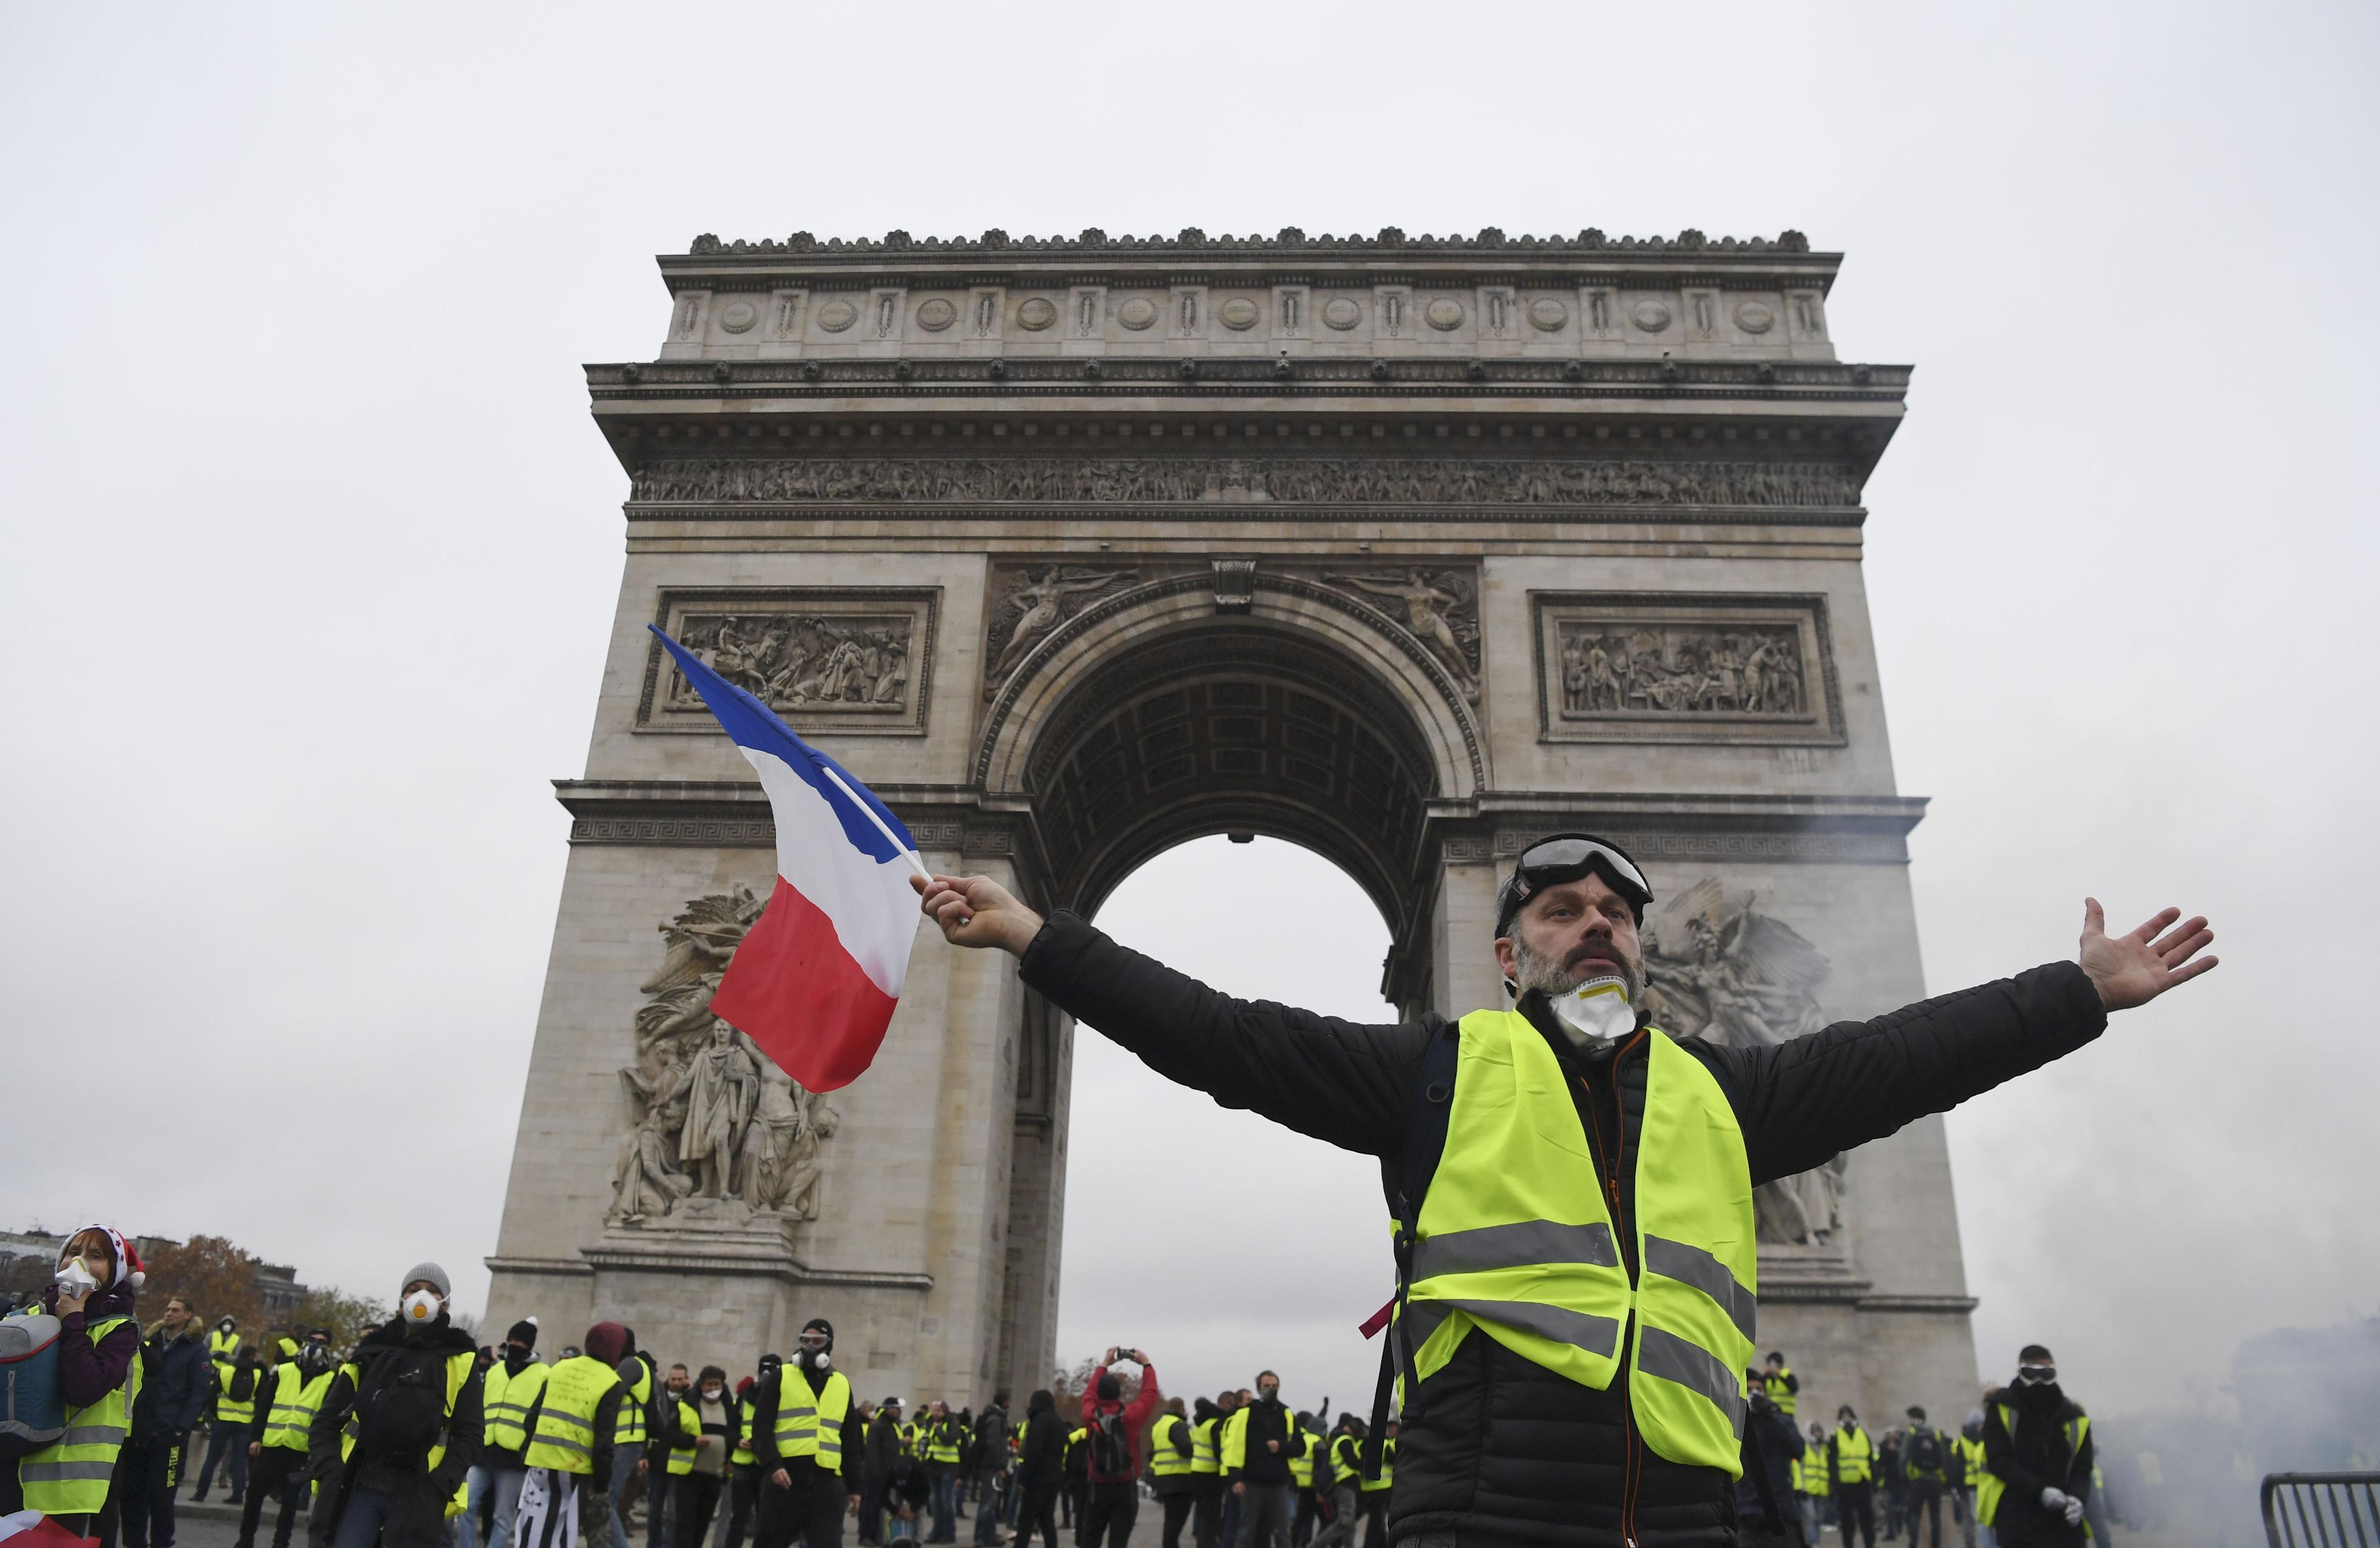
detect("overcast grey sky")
[4,2,2374,1419]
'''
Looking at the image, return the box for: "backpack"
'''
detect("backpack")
[351,1345,454,1466]
[1088,1409,1132,1478]
[0,1312,64,1451]
[1907,1427,1944,1474]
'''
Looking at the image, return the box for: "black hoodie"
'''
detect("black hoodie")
[306,1315,483,1548]
[1981,1381,2093,1547]
[1016,1390,1064,1484]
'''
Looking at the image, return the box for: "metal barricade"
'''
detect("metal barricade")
[2263,1474,2380,1547]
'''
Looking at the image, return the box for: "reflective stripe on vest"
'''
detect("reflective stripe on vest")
[262,1363,337,1452]
[1149,1414,1192,1477]
[338,1349,478,1476]
[20,1315,143,1516]
[1976,1403,2090,1527]
[1189,1417,1219,1474]
[482,1360,552,1453]
[1834,1427,1874,1484]
[525,1355,623,1474]
[616,1365,653,1446]
[216,1370,259,1426]
[1328,1435,1360,1485]
[1285,1431,1314,1489]
[667,1398,702,1476]
[927,1415,961,1467]
[1395,1012,1756,1476]
[771,1368,852,1475]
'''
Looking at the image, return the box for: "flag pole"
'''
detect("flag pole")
[810,758,935,882]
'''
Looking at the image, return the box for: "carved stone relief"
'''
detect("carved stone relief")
[628,455,1864,510]
[979,558,1482,703]
[1641,880,1844,1246]
[638,587,938,736]
[609,888,842,1231]
[1532,592,1844,745]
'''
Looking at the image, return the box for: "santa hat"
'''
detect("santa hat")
[60,1223,144,1290]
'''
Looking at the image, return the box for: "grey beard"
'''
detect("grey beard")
[1509,935,1643,1002]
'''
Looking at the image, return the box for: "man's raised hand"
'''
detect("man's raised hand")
[2078,897,2216,1011]
[911,871,1045,957]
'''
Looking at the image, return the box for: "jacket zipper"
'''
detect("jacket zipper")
[1579,1029,1650,1547]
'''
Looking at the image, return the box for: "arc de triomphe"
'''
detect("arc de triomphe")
[485,225,1978,1423]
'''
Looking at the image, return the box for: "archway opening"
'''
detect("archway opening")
[1053,835,1396,1415]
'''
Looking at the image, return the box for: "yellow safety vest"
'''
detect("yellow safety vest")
[1149,1414,1193,1478]
[1360,1436,1394,1493]
[262,1361,337,1452]
[731,1398,756,1466]
[770,1367,852,1476]
[1328,1435,1362,1485]
[1833,1427,1874,1484]
[927,1414,961,1467]
[902,1420,922,1458]
[1395,1013,1756,1476]
[1975,1403,2089,1527]
[1285,1431,1315,1489]
[337,1345,478,1505]
[1955,1434,1985,1487]
[1797,1453,1830,1497]
[216,1363,261,1426]
[1769,1366,1797,1418]
[524,1355,623,1474]
[666,1397,702,1476]
[482,1360,551,1453]
[616,1362,653,1447]
[1189,1416,1220,1475]
[18,1314,142,1516]
[209,1326,241,1386]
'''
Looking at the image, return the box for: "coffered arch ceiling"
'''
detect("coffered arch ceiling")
[1020,622,1441,936]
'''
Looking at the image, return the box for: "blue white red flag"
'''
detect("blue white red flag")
[648,627,923,1091]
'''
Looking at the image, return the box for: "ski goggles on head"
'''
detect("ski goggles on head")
[1493,833,1654,937]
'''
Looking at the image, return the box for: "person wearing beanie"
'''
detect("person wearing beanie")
[463,1317,550,1548]
[747,1317,861,1548]
[6,1226,145,1537]
[1902,1404,1950,1548]
[305,1262,483,1548]
[1076,1348,1160,1548]
[606,1327,661,1548]
[192,1328,262,1508]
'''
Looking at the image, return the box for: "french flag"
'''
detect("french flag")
[650,627,923,1092]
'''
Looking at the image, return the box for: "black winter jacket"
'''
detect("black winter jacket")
[1016,1397,1065,1486]
[307,1316,484,1548]
[1980,1383,2093,1548]
[1017,911,2109,1548]
[1733,1399,1801,1524]
[746,1363,863,1491]
[134,1327,216,1436]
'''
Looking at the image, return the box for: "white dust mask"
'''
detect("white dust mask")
[402,1290,443,1324]
[1550,975,1636,1050]
[55,1259,101,1295]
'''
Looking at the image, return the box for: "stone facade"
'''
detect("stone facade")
[487,226,1978,1423]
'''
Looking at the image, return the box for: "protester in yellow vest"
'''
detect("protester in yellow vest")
[1762,1353,1799,1420]
[464,1317,549,1548]
[749,1316,860,1548]
[517,1321,631,1548]
[237,1327,340,1548]
[1979,1345,2094,1548]
[914,832,2216,1548]
[196,1338,265,1505]
[1797,1425,1833,1546]
[645,1362,699,1548]
[1186,1395,1230,1548]
[1305,1422,1365,1548]
[6,1225,146,1538]
[724,1355,782,1548]
[1827,1407,1879,1548]
[1357,1422,1395,1548]
[307,1262,483,1548]
[1146,1397,1196,1548]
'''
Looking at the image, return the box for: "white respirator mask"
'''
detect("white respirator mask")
[55,1259,101,1295]
[1549,975,1636,1050]
[402,1290,443,1324]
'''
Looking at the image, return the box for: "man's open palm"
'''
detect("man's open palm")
[2078,897,2216,1011]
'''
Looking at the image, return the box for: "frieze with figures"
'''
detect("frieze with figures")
[1533,592,1844,746]
[628,455,1862,511]
[638,587,938,736]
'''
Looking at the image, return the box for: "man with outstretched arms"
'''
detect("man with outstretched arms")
[912,832,2215,1548]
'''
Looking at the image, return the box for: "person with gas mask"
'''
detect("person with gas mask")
[305,1262,483,1548]
[5,1225,146,1541]
[1734,1371,1803,1544]
[749,1318,860,1548]
[1220,1372,1294,1548]
[465,1319,549,1548]
[912,835,2215,1548]
[1978,1347,2092,1548]
[1827,1406,1878,1548]
[238,1328,340,1548]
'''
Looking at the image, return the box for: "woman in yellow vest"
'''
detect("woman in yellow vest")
[307,1261,484,1548]
[237,1328,340,1548]
[910,840,2216,1548]
[5,1224,146,1537]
